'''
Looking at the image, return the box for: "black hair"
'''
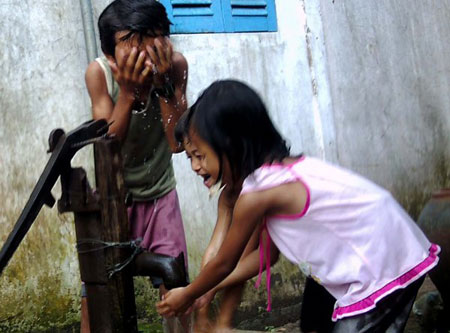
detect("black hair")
[98,0,171,56]
[176,80,290,182]
[174,109,190,144]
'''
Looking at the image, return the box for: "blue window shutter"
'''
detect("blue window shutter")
[159,0,224,33]
[221,0,277,32]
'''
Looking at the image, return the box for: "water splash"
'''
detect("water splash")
[162,313,193,332]
[132,109,147,115]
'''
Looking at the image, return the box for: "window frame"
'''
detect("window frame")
[160,0,278,34]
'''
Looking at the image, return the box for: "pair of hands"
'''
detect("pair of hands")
[156,286,216,318]
[108,36,173,97]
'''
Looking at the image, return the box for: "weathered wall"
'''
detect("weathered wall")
[312,0,450,218]
[0,0,92,330]
[0,0,449,330]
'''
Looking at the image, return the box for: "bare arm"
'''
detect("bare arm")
[194,229,279,310]
[157,191,270,316]
[215,232,279,290]
[200,189,235,268]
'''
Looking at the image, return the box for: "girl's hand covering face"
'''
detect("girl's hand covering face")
[156,287,194,317]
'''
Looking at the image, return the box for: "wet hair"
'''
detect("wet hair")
[98,0,171,56]
[175,80,290,182]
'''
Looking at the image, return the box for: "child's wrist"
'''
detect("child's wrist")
[184,285,197,303]
[118,88,136,102]
[153,72,171,88]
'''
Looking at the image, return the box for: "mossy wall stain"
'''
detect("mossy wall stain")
[0,207,80,332]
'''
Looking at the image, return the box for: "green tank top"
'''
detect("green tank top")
[95,57,175,201]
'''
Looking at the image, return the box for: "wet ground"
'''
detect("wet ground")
[235,277,438,333]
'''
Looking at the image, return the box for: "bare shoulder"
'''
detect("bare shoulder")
[172,51,188,69]
[238,182,308,218]
[171,52,188,92]
[235,190,272,218]
[85,60,104,81]
[219,186,239,210]
[85,60,108,96]
[171,51,188,80]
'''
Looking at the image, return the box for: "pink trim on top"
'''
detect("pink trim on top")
[240,156,307,196]
[332,243,441,321]
[270,167,311,219]
[270,176,311,220]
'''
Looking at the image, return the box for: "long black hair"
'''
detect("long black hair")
[175,80,290,182]
[98,0,171,56]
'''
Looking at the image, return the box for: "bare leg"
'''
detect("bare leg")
[194,305,214,333]
[213,283,245,332]
[212,227,261,332]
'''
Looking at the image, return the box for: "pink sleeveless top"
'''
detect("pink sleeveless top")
[241,156,439,321]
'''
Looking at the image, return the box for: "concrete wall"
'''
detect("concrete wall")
[0,0,449,329]
[313,0,450,218]
[0,0,93,330]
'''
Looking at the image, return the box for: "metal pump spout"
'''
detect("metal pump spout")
[133,251,188,289]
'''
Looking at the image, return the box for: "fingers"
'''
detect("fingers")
[182,305,194,316]
[154,37,166,64]
[124,47,138,75]
[107,59,119,77]
[146,37,172,76]
[164,37,173,62]
[114,47,128,69]
[135,51,152,84]
[146,44,159,69]
[134,50,146,75]
[139,65,152,82]
[156,300,176,317]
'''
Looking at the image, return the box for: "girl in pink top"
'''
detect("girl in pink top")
[157,80,440,332]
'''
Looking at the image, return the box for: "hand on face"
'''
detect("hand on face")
[146,36,174,87]
[108,46,152,95]
[108,35,174,94]
[156,287,194,318]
